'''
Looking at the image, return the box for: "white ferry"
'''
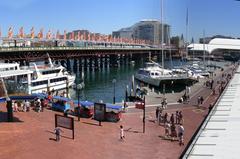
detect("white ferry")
[21,56,75,94]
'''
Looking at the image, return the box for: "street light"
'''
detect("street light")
[112,79,116,104]
[77,84,83,121]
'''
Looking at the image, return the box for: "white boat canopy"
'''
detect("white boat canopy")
[0,70,33,78]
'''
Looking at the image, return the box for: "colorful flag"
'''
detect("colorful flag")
[8,27,13,39]
[64,30,67,40]
[71,32,74,40]
[56,30,60,39]
[77,31,80,40]
[38,28,43,39]
[46,30,51,39]
[18,27,24,38]
[30,27,35,39]
[83,32,86,40]
[88,33,91,41]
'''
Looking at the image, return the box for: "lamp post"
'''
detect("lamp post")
[77,84,82,121]
[112,79,116,104]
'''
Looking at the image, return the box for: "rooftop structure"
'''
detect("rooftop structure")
[188,38,240,54]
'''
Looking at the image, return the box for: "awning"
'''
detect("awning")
[52,96,71,102]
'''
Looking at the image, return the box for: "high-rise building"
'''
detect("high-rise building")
[112,27,133,39]
[112,19,170,45]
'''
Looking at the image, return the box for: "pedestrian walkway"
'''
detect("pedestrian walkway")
[182,65,240,158]
[0,63,236,159]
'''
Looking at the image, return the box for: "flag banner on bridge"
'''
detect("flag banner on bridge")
[8,27,13,39]
[18,27,24,38]
[64,30,67,40]
[56,30,60,39]
[30,27,34,39]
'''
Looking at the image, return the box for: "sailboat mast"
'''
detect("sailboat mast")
[168,26,173,68]
[186,7,188,59]
[161,0,164,69]
[203,29,206,69]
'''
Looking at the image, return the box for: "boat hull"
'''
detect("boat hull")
[135,74,194,87]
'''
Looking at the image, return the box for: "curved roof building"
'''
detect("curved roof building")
[188,38,240,54]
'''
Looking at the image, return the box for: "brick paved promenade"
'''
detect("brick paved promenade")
[0,64,235,159]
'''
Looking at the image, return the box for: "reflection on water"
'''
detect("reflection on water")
[69,59,187,103]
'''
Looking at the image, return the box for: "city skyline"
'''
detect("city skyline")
[0,0,240,41]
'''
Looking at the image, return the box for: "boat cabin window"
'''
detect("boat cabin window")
[155,73,159,76]
[32,80,48,86]
[151,72,154,76]
[42,69,60,75]
[50,77,67,83]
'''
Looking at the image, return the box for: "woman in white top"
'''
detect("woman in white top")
[178,123,184,146]
[120,125,125,140]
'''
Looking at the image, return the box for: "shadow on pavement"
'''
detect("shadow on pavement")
[0,112,23,122]
[49,137,57,141]
[82,121,100,126]
[158,135,179,142]
[45,130,73,140]
[125,127,142,133]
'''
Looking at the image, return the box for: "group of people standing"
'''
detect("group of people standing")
[156,107,185,146]
[12,100,30,112]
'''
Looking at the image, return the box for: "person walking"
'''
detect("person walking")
[197,96,201,106]
[26,100,30,112]
[179,111,183,124]
[175,111,179,124]
[164,112,168,124]
[208,104,213,114]
[156,107,160,121]
[200,96,204,105]
[120,125,125,141]
[54,127,63,142]
[210,80,214,89]
[170,123,177,141]
[165,122,171,137]
[178,123,185,146]
[23,100,27,112]
[170,113,175,125]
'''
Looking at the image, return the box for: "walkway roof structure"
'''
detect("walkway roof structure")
[0,63,32,78]
[0,70,33,78]
[183,66,240,158]
[188,38,240,53]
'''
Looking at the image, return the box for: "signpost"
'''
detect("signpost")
[135,96,146,133]
[143,96,146,133]
[94,103,106,126]
[55,114,74,139]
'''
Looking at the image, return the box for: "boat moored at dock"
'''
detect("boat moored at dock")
[134,62,192,87]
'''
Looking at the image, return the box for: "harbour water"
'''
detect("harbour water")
[69,58,190,103]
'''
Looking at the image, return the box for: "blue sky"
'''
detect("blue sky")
[0,0,240,41]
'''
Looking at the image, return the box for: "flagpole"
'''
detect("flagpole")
[161,0,164,70]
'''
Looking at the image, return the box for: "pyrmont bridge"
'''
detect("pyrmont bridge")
[0,38,178,67]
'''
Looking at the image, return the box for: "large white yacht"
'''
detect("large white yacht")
[21,56,75,94]
[135,62,193,87]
